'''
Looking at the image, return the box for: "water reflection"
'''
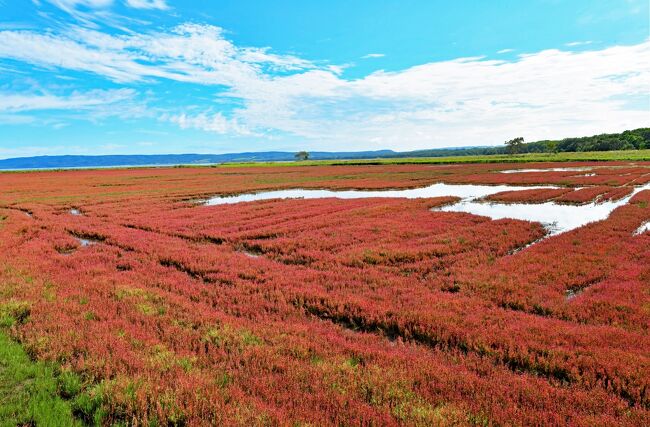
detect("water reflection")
[204,183,650,237]
[440,184,650,235]
[205,183,554,205]
[635,221,650,235]
[77,238,96,247]
[441,198,623,235]
[499,167,593,174]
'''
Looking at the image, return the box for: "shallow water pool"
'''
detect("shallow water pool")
[499,167,594,174]
[204,183,650,237]
[205,183,554,206]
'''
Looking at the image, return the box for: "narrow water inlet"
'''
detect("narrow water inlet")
[57,237,97,255]
[499,167,594,174]
[242,250,261,258]
[77,237,96,247]
[635,221,650,235]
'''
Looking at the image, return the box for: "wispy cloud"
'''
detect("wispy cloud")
[44,0,168,11]
[230,42,650,148]
[362,53,385,59]
[0,22,648,150]
[497,48,514,54]
[0,24,317,84]
[565,41,593,47]
[46,0,113,10]
[0,114,36,125]
[0,88,145,129]
[0,143,120,157]
[40,0,115,26]
[166,112,254,136]
[38,0,167,28]
[0,88,135,112]
[125,0,168,10]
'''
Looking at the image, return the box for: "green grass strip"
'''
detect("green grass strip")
[0,331,78,427]
[218,149,650,168]
[2,149,649,174]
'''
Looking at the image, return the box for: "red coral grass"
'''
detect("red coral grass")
[0,162,649,425]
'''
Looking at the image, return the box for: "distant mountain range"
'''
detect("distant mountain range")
[1,128,647,170]
[0,151,401,170]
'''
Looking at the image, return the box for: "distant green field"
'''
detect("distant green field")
[220,149,650,168]
[2,149,650,174]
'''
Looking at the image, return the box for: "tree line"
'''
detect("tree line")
[390,128,650,158]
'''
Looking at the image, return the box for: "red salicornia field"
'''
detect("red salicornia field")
[1,161,649,426]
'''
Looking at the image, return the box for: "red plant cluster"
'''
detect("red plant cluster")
[600,186,634,201]
[451,163,650,187]
[485,185,636,204]
[484,188,573,203]
[0,162,649,425]
[554,186,615,204]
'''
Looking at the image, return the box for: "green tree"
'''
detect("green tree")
[546,140,559,154]
[294,151,310,161]
[505,137,524,155]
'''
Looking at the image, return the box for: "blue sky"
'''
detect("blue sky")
[0,0,648,158]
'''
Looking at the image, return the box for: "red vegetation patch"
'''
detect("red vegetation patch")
[555,186,613,204]
[484,188,573,203]
[600,186,634,202]
[0,162,649,425]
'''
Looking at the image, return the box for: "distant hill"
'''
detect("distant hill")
[0,150,396,170]
[1,128,648,170]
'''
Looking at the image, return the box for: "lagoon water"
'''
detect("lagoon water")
[205,183,554,205]
[205,182,650,237]
[439,195,639,235]
[499,167,594,173]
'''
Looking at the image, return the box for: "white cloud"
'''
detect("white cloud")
[565,41,593,47]
[0,143,130,158]
[166,112,253,136]
[0,89,135,112]
[0,88,145,128]
[0,144,81,158]
[0,114,36,125]
[362,53,385,59]
[0,22,648,150]
[47,0,113,10]
[0,24,316,84]
[99,143,125,150]
[45,0,168,12]
[125,0,168,9]
[38,0,168,30]
[497,48,514,54]
[41,0,115,27]
[231,41,650,149]
[0,30,179,82]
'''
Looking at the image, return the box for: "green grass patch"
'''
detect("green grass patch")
[217,149,650,168]
[0,331,78,426]
[202,324,263,353]
[1,149,648,174]
[0,300,31,327]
